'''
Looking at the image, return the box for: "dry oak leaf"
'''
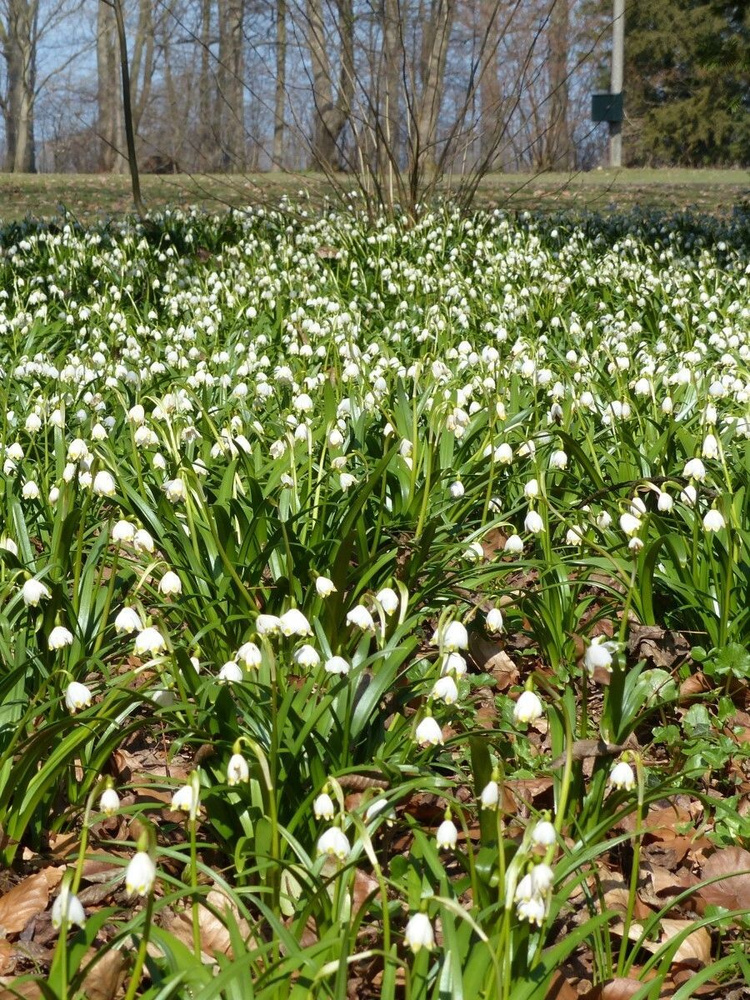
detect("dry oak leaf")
[659,918,711,967]
[80,948,126,1000]
[696,846,750,911]
[0,873,49,935]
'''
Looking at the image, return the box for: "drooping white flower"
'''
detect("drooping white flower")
[158,571,182,596]
[441,652,467,677]
[531,820,556,847]
[619,512,641,537]
[431,675,458,704]
[114,607,143,634]
[703,509,725,532]
[22,578,51,607]
[324,655,350,675]
[702,434,719,460]
[256,614,282,636]
[464,540,484,563]
[415,717,443,746]
[134,627,167,656]
[51,886,86,930]
[93,470,116,496]
[21,480,40,500]
[317,826,350,861]
[24,413,42,434]
[480,780,499,809]
[49,626,74,650]
[294,644,320,668]
[504,533,524,554]
[279,609,312,636]
[227,753,250,785]
[584,637,614,674]
[657,491,673,512]
[314,792,336,820]
[315,576,336,598]
[549,449,568,470]
[486,608,504,633]
[404,912,434,953]
[435,620,468,652]
[517,895,546,926]
[218,660,243,683]
[64,681,92,713]
[513,690,544,725]
[376,587,399,616]
[449,480,465,499]
[339,472,356,491]
[171,783,200,816]
[112,520,136,543]
[684,457,706,481]
[236,641,262,668]
[163,478,186,503]
[609,760,636,791]
[99,787,121,816]
[436,818,458,850]
[530,863,554,895]
[524,478,540,499]
[0,537,18,556]
[524,510,544,534]
[125,851,156,895]
[133,528,155,553]
[346,605,375,631]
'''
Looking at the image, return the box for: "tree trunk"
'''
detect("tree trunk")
[545,0,571,169]
[218,0,245,171]
[413,0,454,183]
[306,0,353,172]
[272,0,286,168]
[478,0,503,170]
[97,1,125,173]
[379,0,400,181]
[2,0,38,172]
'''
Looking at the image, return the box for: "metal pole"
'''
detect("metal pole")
[610,0,625,167]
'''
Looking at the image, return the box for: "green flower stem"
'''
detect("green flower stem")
[617,754,644,978]
[122,890,155,1000]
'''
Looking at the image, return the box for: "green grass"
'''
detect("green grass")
[0,167,748,221]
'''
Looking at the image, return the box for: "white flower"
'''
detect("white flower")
[115,607,143,634]
[158,571,182,596]
[24,413,42,434]
[134,627,167,656]
[629,536,644,553]
[270,439,286,460]
[703,509,725,532]
[49,626,74,650]
[328,428,344,448]
[404,912,434,953]
[365,796,394,823]
[51,886,86,930]
[431,675,458,704]
[317,826,350,861]
[609,760,636,791]
[517,895,546,926]
[436,818,458,850]
[524,478,540,499]
[67,438,88,461]
[128,404,145,425]
[480,780,499,809]
[619,512,641,537]
[449,480,465,498]
[549,449,568,470]
[0,537,18,556]
[314,792,336,820]
[236,641,262,668]
[441,652,467,677]
[657,491,673,512]
[486,608,504,633]
[464,540,484,563]
[680,484,697,506]
[504,533,524,554]
[702,434,719,459]
[164,478,186,503]
[531,820,556,847]
[171,783,200,816]
[346,605,375,631]
[133,528,155,553]
[324,655,350,675]
[436,620,468,652]
[339,472,356,491]
[279,609,312,636]
[684,457,706,481]
[64,681,92,713]
[514,873,534,901]
[596,510,613,529]
[524,510,544,534]
[256,614,282,635]
[99,788,121,816]
[22,578,51,607]
[125,852,156,895]
[315,576,336,597]
[21,481,40,500]
[218,660,243,683]
[294,392,314,413]
[93,471,116,496]
[513,690,543,725]
[294,644,320,668]
[376,587,399,616]
[415,717,443,746]
[227,753,250,785]
[112,520,136,543]
[530,863,554,895]
[584,637,614,674]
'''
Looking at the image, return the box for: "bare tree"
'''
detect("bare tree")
[0,0,38,171]
[304,0,354,171]
[217,0,245,169]
[272,0,286,166]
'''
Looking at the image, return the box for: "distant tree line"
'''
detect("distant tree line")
[0,0,747,185]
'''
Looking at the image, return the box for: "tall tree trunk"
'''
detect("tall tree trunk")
[545,0,570,169]
[272,0,286,168]
[97,1,126,173]
[413,0,454,184]
[218,0,245,171]
[306,0,354,171]
[2,0,38,172]
[478,0,503,170]
[379,0,400,181]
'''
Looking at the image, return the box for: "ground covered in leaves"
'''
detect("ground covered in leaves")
[0,205,748,998]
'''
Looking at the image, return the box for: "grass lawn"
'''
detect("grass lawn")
[0,167,748,221]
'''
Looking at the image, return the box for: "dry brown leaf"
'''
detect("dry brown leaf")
[580,977,645,1000]
[696,847,750,911]
[165,889,254,961]
[0,873,49,935]
[546,970,577,999]
[679,672,712,702]
[80,949,126,1000]
[0,981,42,999]
[0,942,12,976]
[659,918,711,966]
